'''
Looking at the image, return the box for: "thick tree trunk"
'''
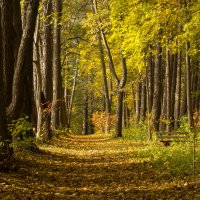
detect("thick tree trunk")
[52,0,62,130]
[1,0,15,106]
[13,0,22,64]
[43,0,53,140]
[0,8,13,167]
[6,0,39,120]
[152,41,162,131]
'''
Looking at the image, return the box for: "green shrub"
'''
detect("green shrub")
[8,116,35,149]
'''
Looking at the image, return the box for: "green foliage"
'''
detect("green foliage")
[122,123,149,141]
[8,116,35,149]
[138,142,200,177]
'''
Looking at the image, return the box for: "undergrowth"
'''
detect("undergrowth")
[122,123,200,178]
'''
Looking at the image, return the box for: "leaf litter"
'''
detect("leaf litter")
[0,133,200,199]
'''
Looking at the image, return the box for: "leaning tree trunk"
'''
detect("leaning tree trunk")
[97,32,111,134]
[52,0,62,130]
[6,0,39,121]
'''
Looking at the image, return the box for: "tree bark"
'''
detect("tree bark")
[6,0,39,120]
[42,0,53,140]
[52,0,62,130]
[185,41,194,128]
[174,48,182,128]
[135,81,141,124]
[152,40,162,131]
[1,0,15,106]
[82,89,89,135]
[140,77,147,121]
[147,45,154,112]
[97,32,111,134]
[166,45,171,131]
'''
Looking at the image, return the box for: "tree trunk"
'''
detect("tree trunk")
[97,32,111,134]
[42,0,53,140]
[171,53,178,129]
[52,0,62,130]
[147,44,154,112]
[1,0,15,106]
[135,81,141,124]
[115,90,124,137]
[185,41,194,128]
[152,40,162,131]
[82,90,89,135]
[140,77,147,121]
[66,63,78,129]
[6,0,39,120]
[174,48,182,128]
[13,0,22,64]
[115,55,127,137]
[0,8,13,167]
[166,45,171,131]
[181,64,187,117]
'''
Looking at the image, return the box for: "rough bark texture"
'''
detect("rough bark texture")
[43,0,53,140]
[13,0,22,63]
[1,0,15,106]
[152,41,162,131]
[6,0,39,120]
[0,8,13,166]
[52,0,62,130]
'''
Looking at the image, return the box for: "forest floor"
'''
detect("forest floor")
[0,133,200,199]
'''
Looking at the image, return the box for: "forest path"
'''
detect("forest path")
[0,133,200,199]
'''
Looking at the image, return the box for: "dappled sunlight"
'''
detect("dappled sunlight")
[0,134,200,199]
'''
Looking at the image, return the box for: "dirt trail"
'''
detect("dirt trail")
[0,134,199,199]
